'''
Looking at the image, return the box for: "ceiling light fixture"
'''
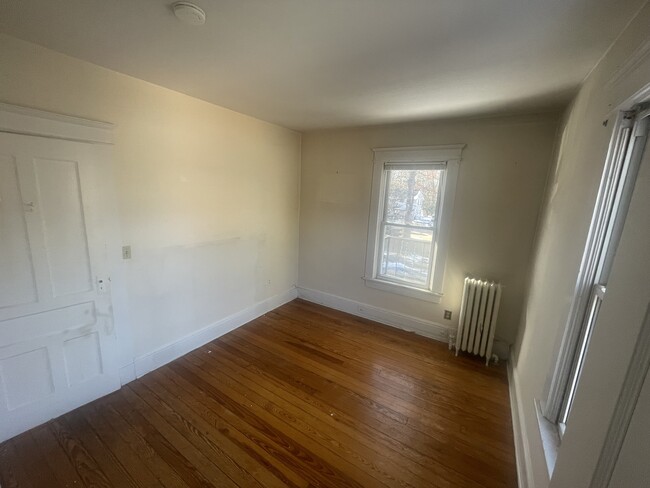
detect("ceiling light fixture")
[172,2,206,25]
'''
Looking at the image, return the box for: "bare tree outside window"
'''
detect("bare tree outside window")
[379,168,442,286]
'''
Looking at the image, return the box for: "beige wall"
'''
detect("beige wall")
[0,35,301,364]
[512,3,650,487]
[299,114,559,345]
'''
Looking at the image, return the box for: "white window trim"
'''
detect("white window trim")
[543,108,649,429]
[364,145,464,303]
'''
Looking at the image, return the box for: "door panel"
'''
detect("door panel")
[0,153,38,308]
[33,157,93,297]
[0,347,54,410]
[0,132,120,441]
[63,331,103,386]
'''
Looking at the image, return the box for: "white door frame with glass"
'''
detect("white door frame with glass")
[364,145,464,303]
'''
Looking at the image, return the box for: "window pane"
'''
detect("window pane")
[561,288,604,424]
[378,225,433,286]
[384,168,442,228]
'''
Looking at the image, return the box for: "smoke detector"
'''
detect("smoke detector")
[172,2,206,25]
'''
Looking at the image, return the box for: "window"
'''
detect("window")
[364,145,464,302]
[543,106,649,433]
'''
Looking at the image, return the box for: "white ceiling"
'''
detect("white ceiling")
[0,0,646,130]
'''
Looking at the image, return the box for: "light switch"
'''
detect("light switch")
[122,245,132,260]
[444,310,452,320]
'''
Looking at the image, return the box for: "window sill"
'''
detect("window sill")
[363,277,443,303]
[535,399,561,478]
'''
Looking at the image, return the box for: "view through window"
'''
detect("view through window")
[378,166,443,288]
[365,145,463,302]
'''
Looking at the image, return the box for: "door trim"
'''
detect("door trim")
[0,103,113,144]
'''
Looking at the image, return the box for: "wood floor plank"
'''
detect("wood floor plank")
[218,330,494,487]
[91,399,191,488]
[10,431,64,488]
[205,340,485,487]
[169,360,366,488]
[265,307,510,412]
[106,391,219,488]
[30,424,86,487]
[237,321,511,444]
[0,439,34,488]
[274,302,509,402]
[241,317,515,464]
[186,345,443,488]
[49,417,113,488]
[145,368,310,488]
[127,381,268,488]
[119,386,240,488]
[61,412,139,488]
[178,354,394,488]
[0,299,517,487]
[80,398,166,488]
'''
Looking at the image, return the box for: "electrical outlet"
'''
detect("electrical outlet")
[444,310,452,320]
[122,245,132,260]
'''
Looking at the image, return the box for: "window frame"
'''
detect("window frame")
[364,145,464,302]
[543,107,649,434]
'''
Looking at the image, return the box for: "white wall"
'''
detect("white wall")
[511,3,650,486]
[0,35,301,369]
[299,114,559,346]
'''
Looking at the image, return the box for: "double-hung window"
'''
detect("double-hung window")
[364,145,464,302]
[544,106,649,434]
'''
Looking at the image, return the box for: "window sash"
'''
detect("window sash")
[377,223,435,289]
[375,166,446,290]
[543,108,649,426]
[365,145,464,302]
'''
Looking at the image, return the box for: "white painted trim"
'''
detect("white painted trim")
[365,145,463,301]
[297,285,451,341]
[591,303,650,487]
[605,38,650,90]
[535,398,560,477]
[297,286,510,359]
[119,362,137,385]
[362,277,443,303]
[508,357,532,488]
[119,287,298,384]
[544,108,646,422]
[373,144,466,162]
[0,103,114,144]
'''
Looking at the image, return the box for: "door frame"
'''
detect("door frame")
[0,102,131,386]
[0,103,114,144]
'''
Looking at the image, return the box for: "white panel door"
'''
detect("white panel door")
[0,132,120,441]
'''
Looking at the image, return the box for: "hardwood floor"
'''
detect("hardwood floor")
[0,299,518,487]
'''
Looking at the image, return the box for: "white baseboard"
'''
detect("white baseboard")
[119,362,137,385]
[297,286,453,343]
[508,355,531,488]
[297,286,510,359]
[120,287,298,384]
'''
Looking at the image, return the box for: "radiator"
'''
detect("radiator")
[455,277,502,365]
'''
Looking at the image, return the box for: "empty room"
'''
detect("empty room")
[1,1,649,487]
